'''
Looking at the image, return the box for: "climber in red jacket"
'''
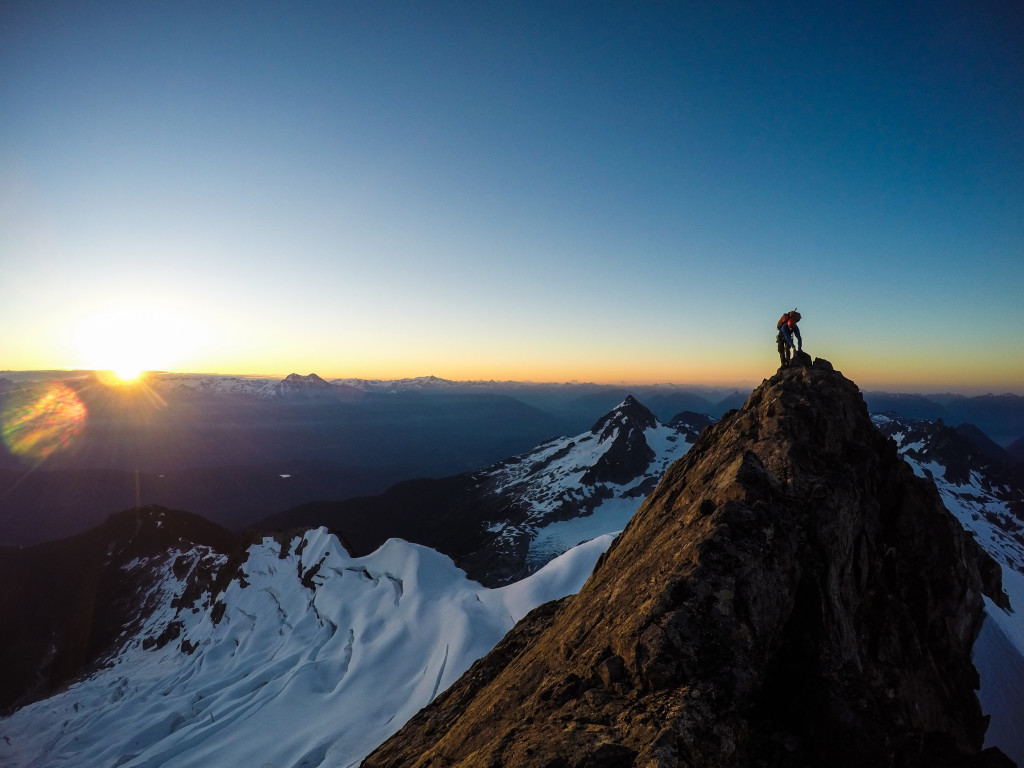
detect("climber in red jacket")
[777,309,802,367]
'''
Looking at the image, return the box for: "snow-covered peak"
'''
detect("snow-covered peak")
[273,372,337,396]
[146,372,351,399]
[329,375,458,392]
[148,372,281,397]
[475,397,699,580]
[590,394,658,438]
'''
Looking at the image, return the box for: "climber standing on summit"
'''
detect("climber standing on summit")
[777,309,802,367]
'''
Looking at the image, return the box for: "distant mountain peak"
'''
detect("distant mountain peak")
[281,372,330,386]
[273,372,336,397]
[591,394,658,436]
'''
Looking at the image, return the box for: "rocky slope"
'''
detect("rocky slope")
[0,506,234,713]
[869,412,1024,763]
[363,358,1012,768]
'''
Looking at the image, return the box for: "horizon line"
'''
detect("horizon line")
[2,368,1022,397]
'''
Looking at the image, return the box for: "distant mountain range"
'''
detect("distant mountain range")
[1,372,1022,551]
[144,371,748,429]
[0,373,575,545]
[863,391,1024,447]
[146,372,1024,444]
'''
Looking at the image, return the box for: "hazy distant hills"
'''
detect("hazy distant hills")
[0,373,573,545]
[1010,436,1024,462]
[862,391,1024,446]
[1,371,1022,548]
[0,373,739,546]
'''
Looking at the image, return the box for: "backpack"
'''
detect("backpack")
[778,309,801,330]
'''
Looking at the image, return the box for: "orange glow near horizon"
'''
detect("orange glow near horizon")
[239,341,1017,393]
[8,344,1024,395]
[94,347,1018,394]
[94,369,147,386]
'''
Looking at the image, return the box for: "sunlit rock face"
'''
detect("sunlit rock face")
[364,359,1012,768]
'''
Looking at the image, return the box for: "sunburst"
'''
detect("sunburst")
[74,303,200,380]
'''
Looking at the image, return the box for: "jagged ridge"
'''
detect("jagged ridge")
[363,359,1011,768]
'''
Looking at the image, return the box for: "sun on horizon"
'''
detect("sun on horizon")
[103,367,146,385]
[73,305,202,384]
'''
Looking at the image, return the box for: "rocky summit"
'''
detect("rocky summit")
[363,358,1012,768]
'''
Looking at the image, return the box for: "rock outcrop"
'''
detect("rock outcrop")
[363,359,1011,767]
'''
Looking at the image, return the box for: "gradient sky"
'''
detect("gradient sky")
[2,1,1022,392]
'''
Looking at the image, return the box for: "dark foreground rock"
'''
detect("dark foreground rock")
[363,359,1012,768]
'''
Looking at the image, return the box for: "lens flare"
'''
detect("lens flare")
[1,382,87,462]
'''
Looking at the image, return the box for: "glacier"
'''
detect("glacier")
[0,529,613,768]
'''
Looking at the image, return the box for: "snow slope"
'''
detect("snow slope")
[0,529,613,768]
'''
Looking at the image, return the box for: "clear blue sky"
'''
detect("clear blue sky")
[2,1,1022,391]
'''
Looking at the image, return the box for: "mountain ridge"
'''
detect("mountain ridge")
[363,358,1012,767]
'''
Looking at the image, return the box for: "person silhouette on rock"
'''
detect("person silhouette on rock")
[777,309,802,367]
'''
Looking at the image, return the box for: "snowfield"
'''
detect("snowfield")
[0,529,614,768]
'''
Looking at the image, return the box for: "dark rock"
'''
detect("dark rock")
[581,397,657,486]
[792,349,813,367]
[667,411,716,442]
[362,363,1009,768]
[274,372,335,395]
